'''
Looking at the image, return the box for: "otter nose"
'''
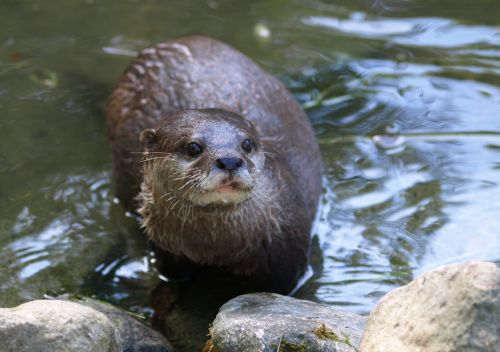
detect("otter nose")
[215,157,243,171]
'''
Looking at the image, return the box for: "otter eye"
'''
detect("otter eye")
[186,142,203,157]
[241,138,253,153]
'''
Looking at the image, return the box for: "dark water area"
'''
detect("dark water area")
[1,0,499,350]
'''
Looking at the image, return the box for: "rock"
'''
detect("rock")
[360,261,500,352]
[0,300,119,352]
[0,297,173,352]
[209,293,366,352]
[62,295,173,352]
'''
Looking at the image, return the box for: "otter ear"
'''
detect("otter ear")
[140,129,158,151]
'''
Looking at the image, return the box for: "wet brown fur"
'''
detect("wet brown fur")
[106,36,322,293]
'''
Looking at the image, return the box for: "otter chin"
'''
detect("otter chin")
[106,36,322,294]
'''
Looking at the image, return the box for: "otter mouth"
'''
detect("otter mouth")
[188,177,252,206]
[214,180,249,193]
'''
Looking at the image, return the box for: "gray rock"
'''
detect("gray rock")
[0,297,173,352]
[60,295,174,352]
[209,293,366,352]
[0,300,120,352]
[360,261,500,352]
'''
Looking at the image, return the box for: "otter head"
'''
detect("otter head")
[139,109,265,208]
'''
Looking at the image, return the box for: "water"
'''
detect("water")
[1,0,499,349]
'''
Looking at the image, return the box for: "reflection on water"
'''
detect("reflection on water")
[1,0,499,348]
[304,15,500,48]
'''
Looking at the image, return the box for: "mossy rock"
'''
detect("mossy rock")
[209,293,365,352]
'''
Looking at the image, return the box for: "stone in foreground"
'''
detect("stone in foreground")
[61,295,173,352]
[0,297,173,352]
[209,293,366,352]
[0,300,119,352]
[360,261,500,352]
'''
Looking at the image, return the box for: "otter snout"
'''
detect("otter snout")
[215,157,243,171]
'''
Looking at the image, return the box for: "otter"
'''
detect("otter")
[106,36,322,293]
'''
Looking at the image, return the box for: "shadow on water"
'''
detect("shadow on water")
[1,0,500,350]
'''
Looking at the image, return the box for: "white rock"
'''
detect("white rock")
[360,261,500,352]
[0,300,119,352]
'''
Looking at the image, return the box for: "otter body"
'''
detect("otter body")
[106,36,322,293]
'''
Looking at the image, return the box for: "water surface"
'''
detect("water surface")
[1,0,499,349]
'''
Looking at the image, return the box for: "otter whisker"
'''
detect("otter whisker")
[165,195,176,203]
[178,177,200,191]
[159,191,176,201]
[169,197,182,211]
[180,178,205,202]
[177,202,186,222]
[140,157,174,163]
[181,182,201,198]
[131,151,173,155]
[171,173,196,182]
